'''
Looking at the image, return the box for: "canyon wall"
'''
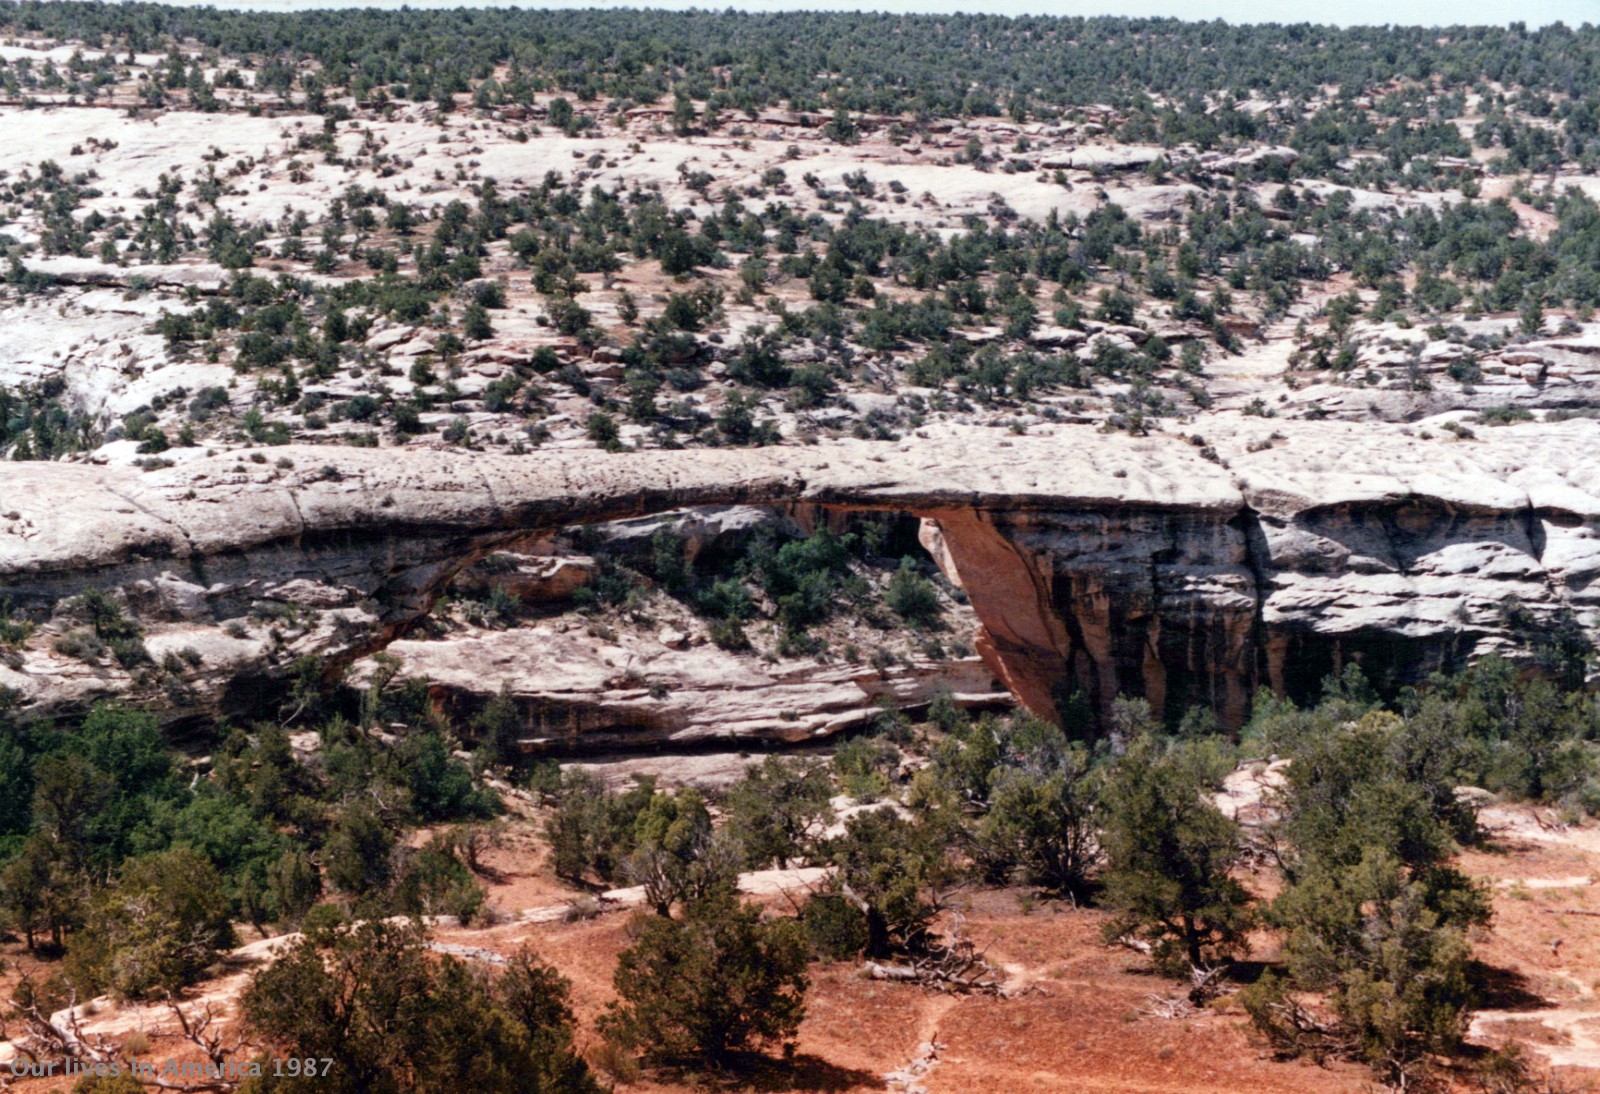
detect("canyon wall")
[2,419,1596,737]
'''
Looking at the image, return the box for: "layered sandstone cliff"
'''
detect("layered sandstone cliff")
[2,418,1595,737]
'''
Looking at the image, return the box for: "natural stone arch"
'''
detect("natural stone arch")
[2,419,1595,731]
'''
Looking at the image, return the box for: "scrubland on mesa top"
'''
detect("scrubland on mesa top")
[0,5,1599,1092]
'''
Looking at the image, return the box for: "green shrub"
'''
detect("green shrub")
[800,890,869,960]
[1098,734,1254,975]
[708,618,750,651]
[243,922,600,1094]
[53,628,106,662]
[392,839,487,923]
[884,559,942,627]
[601,892,808,1065]
[831,737,898,802]
[585,410,623,452]
[66,848,236,1000]
[826,808,951,957]
[724,757,834,869]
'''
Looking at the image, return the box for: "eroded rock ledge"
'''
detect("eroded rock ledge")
[3,418,1597,734]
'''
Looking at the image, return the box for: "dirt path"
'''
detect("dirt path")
[884,995,958,1094]
[1462,805,1600,1073]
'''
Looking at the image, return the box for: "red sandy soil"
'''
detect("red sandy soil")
[13,801,1600,1093]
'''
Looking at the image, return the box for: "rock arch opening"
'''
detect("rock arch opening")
[2,428,1589,745]
[375,503,1016,759]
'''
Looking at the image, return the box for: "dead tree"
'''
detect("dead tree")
[1187,963,1230,1005]
[0,975,255,1093]
[1246,990,1346,1063]
[1,976,123,1078]
[153,996,258,1093]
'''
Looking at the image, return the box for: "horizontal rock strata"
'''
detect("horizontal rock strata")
[2,418,1595,734]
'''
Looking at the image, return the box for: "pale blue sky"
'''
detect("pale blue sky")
[125,0,1598,27]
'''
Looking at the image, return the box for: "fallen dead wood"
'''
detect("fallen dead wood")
[1140,991,1196,1019]
[860,910,1008,995]
[1138,964,1232,1019]
[0,976,254,1093]
[1187,963,1230,1004]
[862,958,1006,994]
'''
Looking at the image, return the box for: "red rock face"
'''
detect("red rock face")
[925,505,1259,729]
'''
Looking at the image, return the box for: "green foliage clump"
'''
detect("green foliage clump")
[601,891,809,1066]
[395,730,500,822]
[243,921,600,1094]
[1097,733,1253,975]
[825,807,953,957]
[830,737,899,803]
[622,787,738,917]
[544,772,736,916]
[754,527,861,631]
[923,708,1100,895]
[391,834,488,923]
[723,756,834,870]
[65,848,236,1000]
[883,559,942,628]
[799,890,871,961]
[544,770,655,886]
[1244,674,1495,1086]
[323,804,395,896]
